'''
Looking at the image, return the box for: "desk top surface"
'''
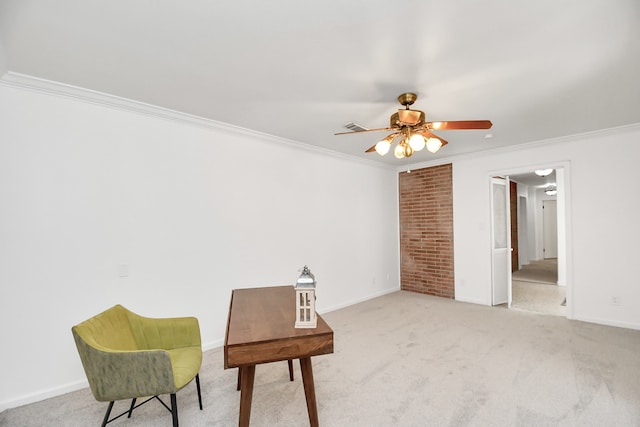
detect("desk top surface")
[225,285,333,348]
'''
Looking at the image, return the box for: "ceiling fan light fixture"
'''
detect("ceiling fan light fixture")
[535,169,553,177]
[335,93,493,160]
[403,143,414,158]
[426,137,443,153]
[409,134,426,151]
[375,138,392,156]
[394,144,405,159]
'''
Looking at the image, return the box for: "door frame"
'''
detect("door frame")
[488,161,573,319]
[543,199,558,259]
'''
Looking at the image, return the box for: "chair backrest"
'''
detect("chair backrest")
[72,304,138,351]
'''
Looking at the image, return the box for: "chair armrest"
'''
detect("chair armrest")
[72,329,177,402]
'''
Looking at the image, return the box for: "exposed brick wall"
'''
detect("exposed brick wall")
[510,181,519,272]
[399,164,454,298]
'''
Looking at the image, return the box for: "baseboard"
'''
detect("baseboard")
[202,338,224,352]
[573,315,640,331]
[319,286,400,314]
[0,379,88,413]
[454,296,490,306]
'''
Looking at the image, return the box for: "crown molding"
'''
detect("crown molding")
[397,122,640,173]
[0,71,393,170]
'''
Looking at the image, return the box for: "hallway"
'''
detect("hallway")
[511,259,565,316]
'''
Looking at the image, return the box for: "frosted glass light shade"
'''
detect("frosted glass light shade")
[426,137,442,153]
[408,134,425,151]
[394,144,405,158]
[375,139,391,155]
[535,169,553,177]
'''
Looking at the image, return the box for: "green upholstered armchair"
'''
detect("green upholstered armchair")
[71,304,203,427]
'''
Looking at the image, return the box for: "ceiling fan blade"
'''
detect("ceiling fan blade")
[427,120,493,130]
[419,130,449,147]
[334,126,395,136]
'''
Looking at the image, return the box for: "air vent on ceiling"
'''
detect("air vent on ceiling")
[343,122,369,132]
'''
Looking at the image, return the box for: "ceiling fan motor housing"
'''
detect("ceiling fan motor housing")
[394,109,425,127]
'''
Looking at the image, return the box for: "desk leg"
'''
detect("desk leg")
[239,365,256,427]
[299,357,319,427]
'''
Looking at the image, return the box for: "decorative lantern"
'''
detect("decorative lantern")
[295,265,317,328]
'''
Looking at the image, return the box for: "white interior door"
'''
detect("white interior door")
[543,200,558,259]
[490,177,512,305]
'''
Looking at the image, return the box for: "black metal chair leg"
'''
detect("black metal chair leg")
[195,373,203,410]
[101,401,114,427]
[170,393,178,427]
[128,398,137,418]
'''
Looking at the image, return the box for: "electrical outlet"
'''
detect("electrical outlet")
[611,296,621,306]
[118,264,129,278]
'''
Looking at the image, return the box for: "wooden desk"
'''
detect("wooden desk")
[224,285,334,427]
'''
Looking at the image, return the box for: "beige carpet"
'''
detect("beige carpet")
[511,280,566,317]
[513,259,558,284]
[2,291,640,426]
[511,258,564,316]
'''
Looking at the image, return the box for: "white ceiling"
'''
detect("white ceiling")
[1,0,639,165]
[509,170,556,188]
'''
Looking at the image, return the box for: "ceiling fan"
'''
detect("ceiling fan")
[335,92,492,158]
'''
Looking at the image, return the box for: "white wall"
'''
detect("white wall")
[452,125,640,331]
[0,84,400,410]
[526,185,539,261]
[0,43,6,77]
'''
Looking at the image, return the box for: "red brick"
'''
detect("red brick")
[398,164,454,299]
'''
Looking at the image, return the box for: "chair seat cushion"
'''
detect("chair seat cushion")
[168,346,202,389]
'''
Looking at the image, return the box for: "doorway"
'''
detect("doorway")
[490,165,571,317]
